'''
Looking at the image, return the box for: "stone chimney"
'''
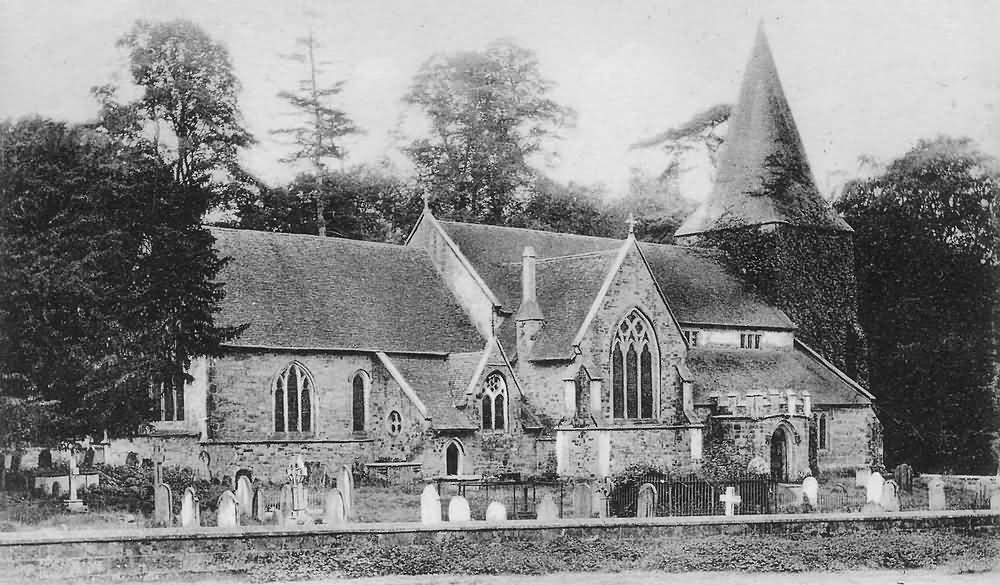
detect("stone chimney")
[515,246,544,359]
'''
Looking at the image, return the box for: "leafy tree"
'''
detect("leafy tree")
[404,39,575,224]
[835,136,1000,473]
[0,117,242,446]
[272,31,360,235]
[106,19,254,203]
[631,103,731,165]
[509,176,619,237]
[609,168,698,244]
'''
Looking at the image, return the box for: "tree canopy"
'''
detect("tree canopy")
[836,136,1000,473]
[0,117,242,445]
[404,39,575,224]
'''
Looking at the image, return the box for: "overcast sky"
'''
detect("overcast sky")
[2,0,998,198]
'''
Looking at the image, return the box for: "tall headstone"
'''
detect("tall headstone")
[287,456,308,521]
[82,448,95,469]
[278,484,294,525]
[865,471,885,504]
[235,476,254,519]
[154,483,173,526]
[636,483,657,518]
[180,487,200,528]
[217,490,239,528]
[485,501,507,522]
[927,477,946,511]
[338,464,354,520]
[893,463,914,493]
[535,494,559,521]
[573,483,593,518]
[802,476,819,508]
[324,489,346,525]
[880,480,901,512]
[252,488,266,522]
[447,495,472,522]
[196,450,212,481]
[65,447,85,511]
[420,484,442,525]
[975,477,994,508]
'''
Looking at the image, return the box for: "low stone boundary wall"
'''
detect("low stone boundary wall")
[1,510,998,583]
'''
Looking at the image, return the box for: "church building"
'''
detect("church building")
[119,28,881,484]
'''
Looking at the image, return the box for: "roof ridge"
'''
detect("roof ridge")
[209,226,420,253]
[439,219,622,242]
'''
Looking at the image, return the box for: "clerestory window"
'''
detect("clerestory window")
[274,362,314,433]
[611,309,658,420]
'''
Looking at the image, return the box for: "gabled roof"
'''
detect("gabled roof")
[675,27,852,237]
[211,227,482,353]
[686,347,871,406]
[384,354,477,431]
[437,220,793,331]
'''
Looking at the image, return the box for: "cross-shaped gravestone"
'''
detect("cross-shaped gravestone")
[287,456,308,520]
[719,486,742,516]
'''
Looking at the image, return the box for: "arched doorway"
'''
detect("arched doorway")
[770,427,788,482]
[445,441,463,476]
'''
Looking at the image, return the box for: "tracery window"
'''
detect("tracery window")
[274,362,314,433]
[611,309,657,419]
[387,410,402,436]
[481,372,507,431]
[160,375,185,422]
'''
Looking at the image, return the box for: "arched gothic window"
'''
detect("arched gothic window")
[816,412,830,450]
[445,439,464,476]
[611,309,658,419]
[274,362,314,433]
[481,372,507,431]
[160,374,185,422]
[352,371,369,432]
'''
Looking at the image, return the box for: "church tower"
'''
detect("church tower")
[675,26,862,376]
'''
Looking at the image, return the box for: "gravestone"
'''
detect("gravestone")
[279,484,294,525]
[535,494,559,521]
[881,480,901,512]
[485,501,507,522]
[196,451,211,481]
[180,487,200,528]
[38,450,52,469]
[338,465,354,520]
[719,486,742,516]
[287,456,308,521]
[927,477,946,511]
[573,483,593,518]
[855,467,871,488]
[990,485,1000,512]
[51,481,62,498]
[636,483,657,518]
[324,489,346,525]
[235,476,254,519]
[974,477,994,508]
[217,490,239,528]
[802,476,819,509]
[154,483,173,526]
[594,483,609,519]
[747,456,768,475]
[829,483,849,511]
[865,472,885,504]
[893,463,914,493]
[447,495,471,522]
[125,451,139,468]
[420,484,442,525]
[252,488,266,522]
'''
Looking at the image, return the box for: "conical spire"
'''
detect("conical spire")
[675,25,851,238]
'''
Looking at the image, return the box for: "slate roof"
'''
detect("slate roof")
[385,354,477,430]
[438,221,793,332]
[211,227,482,353]
[675,27,852,237]
[686,347,870,406]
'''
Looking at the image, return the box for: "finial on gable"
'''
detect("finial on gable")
[626,213,638,236]
[422,191,431,210]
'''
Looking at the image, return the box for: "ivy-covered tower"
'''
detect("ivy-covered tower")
[675,26,863,377]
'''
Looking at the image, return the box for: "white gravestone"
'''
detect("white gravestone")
[485,501,507,522]
[535,494,559,521]
[802,476,819,508]
[448,495,472,522]
[154,483,173,526]
[927,478,946,511]
[636,483,657,518]
[881,480,901,512]
[180,487,200,528]
[339,465,354,520]
[235,476,254,519]
[866,472,885,504]
[217,490,239,528]
[990,485,1000,512]
[719,486,742,516]
[573,483,593,518]
[420,484,442,525]
[324,489,346,525]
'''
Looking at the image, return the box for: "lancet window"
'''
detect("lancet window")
[611,309,657,419]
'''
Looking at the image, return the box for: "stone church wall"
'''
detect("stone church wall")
[816,405,881,475]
